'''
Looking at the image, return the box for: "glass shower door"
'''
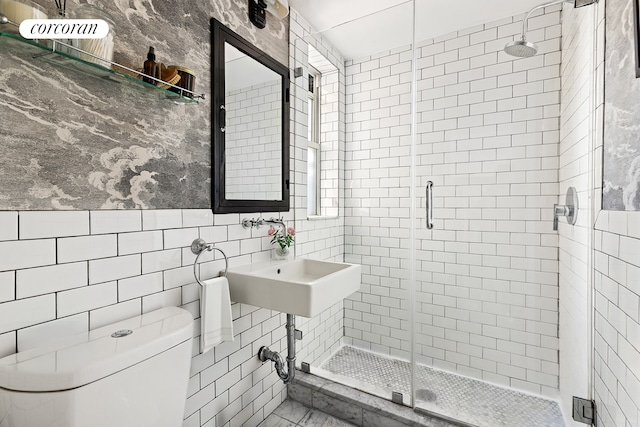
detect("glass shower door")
[295,1,419,407]
[410,0,566,425]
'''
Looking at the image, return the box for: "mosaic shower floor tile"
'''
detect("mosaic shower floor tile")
[320,346,565,427]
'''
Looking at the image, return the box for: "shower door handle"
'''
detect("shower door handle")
[220,105,226,133]
[426,181,433,229]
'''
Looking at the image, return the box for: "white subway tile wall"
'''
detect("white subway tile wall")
[89,210,142,234]
[0,208,343,427]
[16,262,88,298]
[19,211,89,239]
[594,212,640,427]
[0,332,16,359]
[0,239,56,271]
[320,69,341,217]
[0,272,15,303]
[0,212,18,241]
[344,6,563,396]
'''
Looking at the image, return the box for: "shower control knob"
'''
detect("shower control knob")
[553,187,578,230]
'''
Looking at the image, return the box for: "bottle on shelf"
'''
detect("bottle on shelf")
[143,46,158,85]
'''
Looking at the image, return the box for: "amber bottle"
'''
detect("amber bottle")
[143,47,159,85]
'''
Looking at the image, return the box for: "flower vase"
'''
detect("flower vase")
[272,246,290,260]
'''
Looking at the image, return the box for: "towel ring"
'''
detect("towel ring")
[191,238,228,287]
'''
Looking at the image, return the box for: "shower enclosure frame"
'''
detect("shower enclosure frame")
[290,0,601,424]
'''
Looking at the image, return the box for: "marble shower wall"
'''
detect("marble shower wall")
[0,0,288,210]
[603,0,640,210]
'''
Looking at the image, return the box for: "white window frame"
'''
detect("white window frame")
[307,66,321,216]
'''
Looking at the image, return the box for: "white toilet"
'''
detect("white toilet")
[0,306,194,427]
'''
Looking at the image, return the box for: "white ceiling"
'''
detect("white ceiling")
[287,0,547,59]
[225,44,279,92]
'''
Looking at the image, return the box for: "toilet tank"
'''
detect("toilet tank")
[0,307,194,427]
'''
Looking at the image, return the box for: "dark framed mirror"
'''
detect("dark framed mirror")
[211,18,290,213]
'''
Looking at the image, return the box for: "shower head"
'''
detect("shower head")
[504,0,598,58]
[504,38,538,58]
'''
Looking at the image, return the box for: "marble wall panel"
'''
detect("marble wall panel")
[603,0,640,210]
[0,0,288,210]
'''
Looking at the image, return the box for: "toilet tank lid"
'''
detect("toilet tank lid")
[0,306,194,392]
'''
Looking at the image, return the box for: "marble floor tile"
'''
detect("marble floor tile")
[258,414,297,427]
[318,415,359,427]
[264,401,358,427]
[298,409,330,426]
[273,399,311,424]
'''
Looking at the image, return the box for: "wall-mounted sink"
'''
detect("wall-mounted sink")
[225,258,362,317]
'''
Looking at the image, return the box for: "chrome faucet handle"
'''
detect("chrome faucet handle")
[242,217,264,229]
[553,204,572,230]
[553,187,578,231]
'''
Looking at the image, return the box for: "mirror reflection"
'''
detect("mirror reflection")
[224,43,283,201]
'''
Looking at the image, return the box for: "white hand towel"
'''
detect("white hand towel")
[199,276,234,354]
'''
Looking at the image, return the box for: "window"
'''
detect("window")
[307,66,321,215]
[306,44,339,218]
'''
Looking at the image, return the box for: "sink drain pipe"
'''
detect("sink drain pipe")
[258,314,301,384]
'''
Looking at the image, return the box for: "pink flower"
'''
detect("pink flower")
[267,227,277,236]
[287,227,296,236]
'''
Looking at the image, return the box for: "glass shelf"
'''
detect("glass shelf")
[0,31,204,104]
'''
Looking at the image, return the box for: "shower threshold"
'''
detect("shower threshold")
[311,346,565,427]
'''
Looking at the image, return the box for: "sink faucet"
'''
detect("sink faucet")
[241,217,287,236]
[262,217,286,236]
